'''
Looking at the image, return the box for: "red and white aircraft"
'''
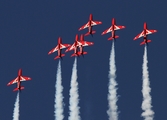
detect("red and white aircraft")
[78,14,102,36]
[78,34,94,56]
[65,34,93,57]
[7,69,31,92]
[48,37,71,60]
[65,34,82,57]
[134,22,157,45]
[101,18,125,40]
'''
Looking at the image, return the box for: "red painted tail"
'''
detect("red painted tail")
[71,53,79,57]
[84,30,96,36]
[82,52,87,55]
[54,54,65,60]
[77,51,87,56]
[80,51,87,55]
[147,40,151,43]
[13,86,24,92]
[108,35,119,40]
[140,40,151,45]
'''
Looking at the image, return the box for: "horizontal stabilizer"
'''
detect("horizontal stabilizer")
[84,30,96,36]
[13,86,24,92]
[71,53,79,57]
[140,40,151,45]
[54,56,60,60]
[61,54,65,57]
[140,42,145,45]
[54,54,65,60]
[115,35,119,39]
[147,40,151,43]
[82,51,87,55]
[108,35,119,40]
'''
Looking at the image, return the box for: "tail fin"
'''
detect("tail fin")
[108,35,119,40]
[13,86,24,92]
[54,54,65,60]
[84,30,96,36]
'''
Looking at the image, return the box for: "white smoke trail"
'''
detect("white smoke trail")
[13,92,19,120]
[54,60,64,120]
[107,41,118,120]
[68,58,80,120]
[141,46,154,120]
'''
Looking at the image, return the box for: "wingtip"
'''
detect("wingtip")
[133,37,137,40]
[68,44,71,47]
[7,83,10,86]
[48,51,52,55]
[54,57,59,60]
[78,28,82,31]
[84,34,88,36]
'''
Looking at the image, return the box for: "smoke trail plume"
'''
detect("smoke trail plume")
[68,58,80,120]
[141,46,154,120]
[107,41,118,120]
[13,92,19,120]
[54,60,64,120]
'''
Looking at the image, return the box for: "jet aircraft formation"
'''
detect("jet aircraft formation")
[48,13,157,60]
[7,14,157,91]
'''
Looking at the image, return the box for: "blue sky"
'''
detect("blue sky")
[1,1,167,120]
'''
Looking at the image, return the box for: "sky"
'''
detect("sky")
[0,1,167,120]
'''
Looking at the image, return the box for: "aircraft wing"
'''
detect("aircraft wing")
[65,44,76,52]
[134,30,144,40]
[79,22,89,31]
[146,29,157,35]
[65,42,81,52]
[48,44,70,55]
[101,26,112,35]
[114,25,125,30]
[79,20,102,31]
[20,76,31,81]
[7,76,31,86]
[81,41,94,46]
[48,45,59,55]
[102,25,125,35]
[134,29,157,40]
[91,20,102,26]
[7,77,18,86]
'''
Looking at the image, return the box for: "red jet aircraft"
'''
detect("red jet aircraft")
[65,34,93,57]
[48,37,71,60]
[65,34,82,57]
[78,14,102,36]
[134,22,157,45]
[101,18,125,40]
[79,34,94,56]
[7,69,31,92]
